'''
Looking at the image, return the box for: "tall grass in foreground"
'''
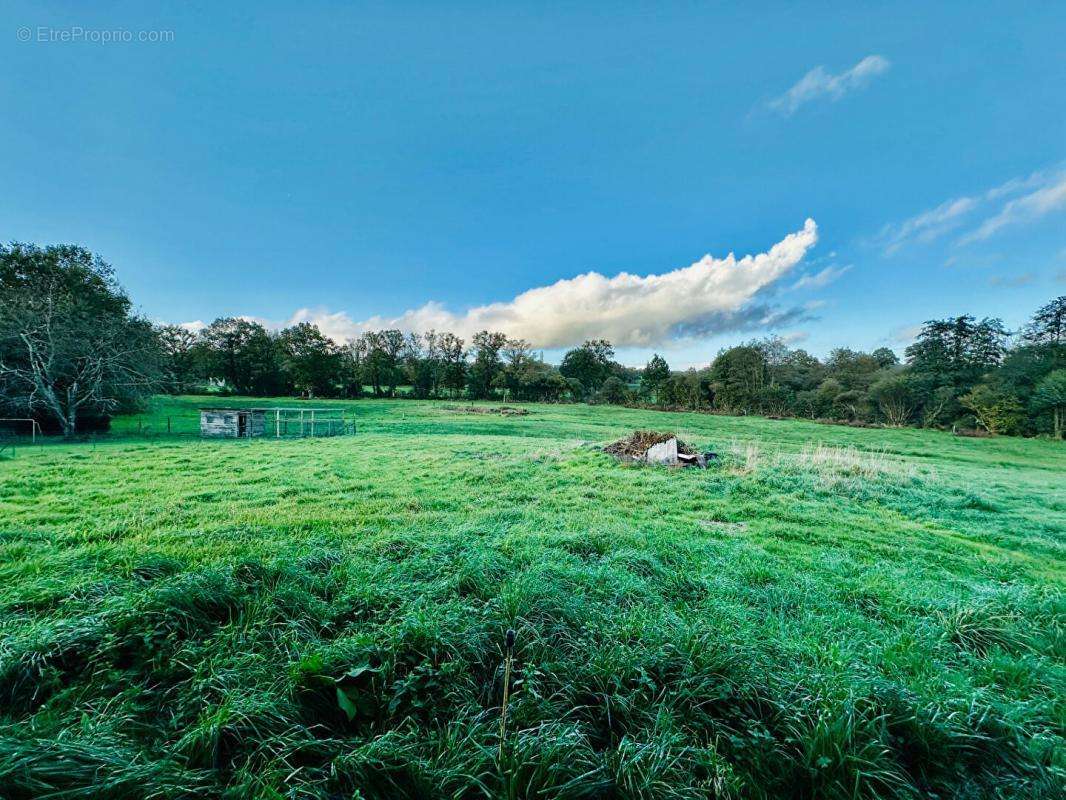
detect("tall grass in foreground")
[0,399,1062,798]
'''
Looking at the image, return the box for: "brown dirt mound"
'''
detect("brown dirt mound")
[445,405,531,416]
[604,430,696,457]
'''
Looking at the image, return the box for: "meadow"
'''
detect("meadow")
[0,397,1063,799]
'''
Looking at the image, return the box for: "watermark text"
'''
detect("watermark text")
[17,26,175,44]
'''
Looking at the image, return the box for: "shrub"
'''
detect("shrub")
[591,376,631,405]
[960,385,1025,435]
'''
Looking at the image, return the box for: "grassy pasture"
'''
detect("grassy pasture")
[0,396,1063,798]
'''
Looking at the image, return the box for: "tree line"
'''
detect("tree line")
[3,242,1064,437]
[647,311,1065,438]
[158,321,635,405]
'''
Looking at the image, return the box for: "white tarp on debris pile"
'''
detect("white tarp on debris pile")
[605,431,715,468]
[643,438,712,468]
[644,438,679,465]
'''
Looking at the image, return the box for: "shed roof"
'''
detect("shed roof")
[199,407,340,412]
[199,407,268,413]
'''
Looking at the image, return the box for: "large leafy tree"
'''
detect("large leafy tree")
[157,324,204,394]
[906,316,1008,387]
[277,322,340,397]
[200,317,283,395]
[1023,296,1066,345]
[904,316,1009,426]
[775,348,825,393]
[559,339,615,397]
[495,337,532,401]
[1031,369,1066,439]
[437,333,467,398]
[591,375,631,405]
[355,329,406,397]
[824,347,883,392]
[467,330,509,399]
[335,341,364,398]
[709,345,767,413]
[0,243,161,435]
[869,372,919,426]
[495,340,568,402]
[405,331,437,399]
[640,354,670,401]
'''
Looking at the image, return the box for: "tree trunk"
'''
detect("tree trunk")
[62,384,77,436]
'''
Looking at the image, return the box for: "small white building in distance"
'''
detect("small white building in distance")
[199,408,267,438]
[199,407,354,439]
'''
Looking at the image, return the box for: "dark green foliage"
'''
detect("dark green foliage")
[591,376,631,405]
[496,344,569,403]
[199,318,285,396]
[276,322,342,398]
[639,354,671,401]
[1030,369,1066,438]
[869,371,920,426]
[708,344,769,413]
[872,347,900,368]
[157,324,206,394]
[623,299,1065,436]
[905,316,1009,391]
[467,331,509,400]
[0,243,162,434]
[355,329,407,397]
[1023,296,1066,345]
[560,340,617,398]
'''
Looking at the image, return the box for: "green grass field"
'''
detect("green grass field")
[1,396,1063,798]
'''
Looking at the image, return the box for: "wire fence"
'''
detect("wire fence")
[0,413,358,455]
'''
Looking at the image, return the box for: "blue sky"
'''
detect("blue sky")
[3,1,1064,367]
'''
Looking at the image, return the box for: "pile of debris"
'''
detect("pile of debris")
[446,405,531,417]
[604,430,716,468]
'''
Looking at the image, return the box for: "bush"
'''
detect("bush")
[960,385,1025,435]
[591,376,631,405]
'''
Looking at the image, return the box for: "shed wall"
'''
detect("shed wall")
[248,411,266,437]
[200,411,240,438]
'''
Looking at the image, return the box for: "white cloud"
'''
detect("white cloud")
[791,264,851,290]
[780,330,810,345]
[889,323,923,345]
[179,320,207,333]
[768,55,890,116]
[988,272,1035,288]
[959,172,1066,244]
[284,309,360,342]
[877,167,1063,253]
[879,197,978,254]
[283,220,819,349]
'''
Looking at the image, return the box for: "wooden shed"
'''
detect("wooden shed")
[200,408,267,438]
[199,407,354,439]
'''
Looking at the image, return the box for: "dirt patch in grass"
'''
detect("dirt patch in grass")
[444,405,531,416]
